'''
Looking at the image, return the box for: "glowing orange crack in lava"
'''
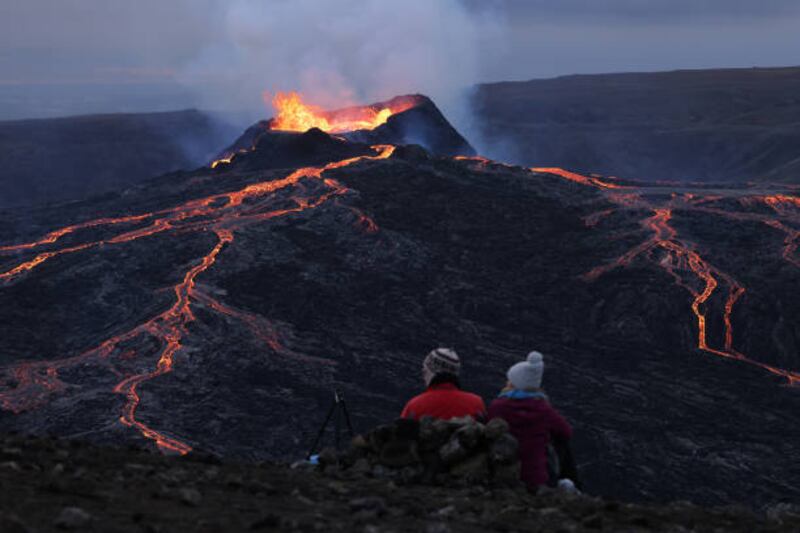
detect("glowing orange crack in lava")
[689,195,800,269]
[754,196,800,268]
[462,159,800,386]
[560,174,798,385]
[765,220,800,268]
[0,214,152,254]
[531,167,624,190]
[0,144,395,453]
[0,146,393,283]
[112,228,233,454]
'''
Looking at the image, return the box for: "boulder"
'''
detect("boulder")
[317,447,339,466]
[330,417,521,488]
[0,512,30,533]
[449,452,490,482]
[485,418,510,440]
[367,424,395,451]
[418,417,451,451]
[54,507,93,530]
[492,462,522,487]
[454,421,485,450]
[179,487,202,507]
[349,496,388,515]
[379,440,419,468]
[766,503,800,524]
[489,433,519,465]
[350,434,370,451]
[439,435,469,466]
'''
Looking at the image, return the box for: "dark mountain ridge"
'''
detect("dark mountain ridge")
[0,109,242,209]
[475,65,800,184]
[5,66,800,211]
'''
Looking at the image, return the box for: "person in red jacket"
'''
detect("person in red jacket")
[487,351,579,491]
[401,348,486,421]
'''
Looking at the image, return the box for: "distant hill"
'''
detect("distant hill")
[474,66,800,183]
[0,110,242,208]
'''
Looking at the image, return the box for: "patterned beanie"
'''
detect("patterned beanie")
[422,348,461,386]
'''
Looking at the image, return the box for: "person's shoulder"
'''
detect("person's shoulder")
[540,398,559,410]
[543,401,572,433]
[465,390,484,402]
[487,397,507,415]
[405,390,430,407]
[541,400,567,417]
[459,390,486,407]
[401,390,429,418]
[488,396,508,408]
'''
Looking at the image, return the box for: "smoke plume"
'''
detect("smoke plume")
[179,0,505,149]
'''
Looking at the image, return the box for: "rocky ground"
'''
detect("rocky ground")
[2,432,800,532]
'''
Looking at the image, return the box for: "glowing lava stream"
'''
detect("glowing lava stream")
[531,167,624,190]
[684,195,800,269]
[563,175,799,385]
[765,220,800,268]
[0,214,152,253]
[478,161,800,386]
[0,145,395,453]
[112,228,233,454]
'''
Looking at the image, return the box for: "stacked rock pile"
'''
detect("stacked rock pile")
[315,416,522,487]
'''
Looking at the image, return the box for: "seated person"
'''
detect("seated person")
[401,348,486,421]
[488,351,579,491]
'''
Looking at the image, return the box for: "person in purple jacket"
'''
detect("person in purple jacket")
[487,351,580,492]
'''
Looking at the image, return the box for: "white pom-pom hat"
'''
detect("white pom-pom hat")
[507,351,545,390]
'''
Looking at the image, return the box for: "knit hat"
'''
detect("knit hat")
[507,351,544,390]
[422,348,461,386]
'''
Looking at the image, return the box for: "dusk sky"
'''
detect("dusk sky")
[1,0,799,119]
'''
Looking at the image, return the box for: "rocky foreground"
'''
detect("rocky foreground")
[1,431,799,532]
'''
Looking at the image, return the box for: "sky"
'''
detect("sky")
[1,0,799,120]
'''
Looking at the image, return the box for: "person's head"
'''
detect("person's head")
[506,351,545,391]
[422,347,461,387]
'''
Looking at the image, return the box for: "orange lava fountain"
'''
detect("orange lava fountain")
[0,144,395,453]
[208,94,415,170]
[269,92,417,133]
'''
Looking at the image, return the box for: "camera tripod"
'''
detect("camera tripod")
[307,389,354,459]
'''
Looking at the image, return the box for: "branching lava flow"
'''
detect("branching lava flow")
[534,169,800,386]
[0,145,395,453]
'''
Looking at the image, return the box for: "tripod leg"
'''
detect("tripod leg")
[307,401,337,459]
[335,399,342,450]
[340,399,355,437]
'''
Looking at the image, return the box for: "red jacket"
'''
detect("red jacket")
[488,397,572,488]
[401,383,486,421]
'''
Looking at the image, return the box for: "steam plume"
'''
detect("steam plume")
[179,0,505,147]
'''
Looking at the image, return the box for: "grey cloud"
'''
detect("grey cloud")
[467,0,800,23]
[0,0,799,120]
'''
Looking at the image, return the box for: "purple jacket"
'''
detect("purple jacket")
[488,397,573,488]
